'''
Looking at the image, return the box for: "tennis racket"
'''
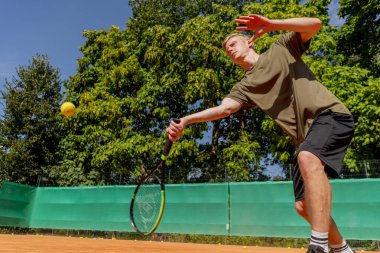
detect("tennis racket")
[129,119,180,236]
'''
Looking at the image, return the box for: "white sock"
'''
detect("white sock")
[310,230,329,253]
[330,239,355,253]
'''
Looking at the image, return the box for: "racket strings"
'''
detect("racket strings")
[134,182,163,232]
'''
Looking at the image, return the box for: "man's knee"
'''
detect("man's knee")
[297,151,324,177]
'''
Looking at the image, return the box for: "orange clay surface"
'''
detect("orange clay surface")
[0,234,377,253]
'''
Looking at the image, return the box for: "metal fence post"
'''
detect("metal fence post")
[364,160,369,178]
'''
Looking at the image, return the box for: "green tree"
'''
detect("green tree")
[347,77,380,162]
[53,0,379,186]
[335,0,380,76]
[56,1,344,185]
[0,55,63,185]
[51,27,163,186]
[127,0,249,35]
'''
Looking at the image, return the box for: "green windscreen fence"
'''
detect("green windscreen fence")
[30,186,134,232]
[229,181,308,237]
[158,183,229,235]
[229,179,380,240]
[330,179,380,240]
[0,182,35,227]
[0,179,379,240]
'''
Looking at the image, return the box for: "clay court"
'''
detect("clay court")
[0,234,377,253]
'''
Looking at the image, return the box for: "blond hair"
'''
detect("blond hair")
[222,33,251,51]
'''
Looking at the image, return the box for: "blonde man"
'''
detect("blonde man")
[166,15,355,253]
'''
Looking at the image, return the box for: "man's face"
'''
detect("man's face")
[224,36,251,64]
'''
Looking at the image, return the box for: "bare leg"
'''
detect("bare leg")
[295,200,343,245]
[297,151,331,233]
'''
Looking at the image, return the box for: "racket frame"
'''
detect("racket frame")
[129,160,166,236]
[130,119,179,236]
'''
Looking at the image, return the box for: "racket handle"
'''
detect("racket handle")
[163,118,181,156]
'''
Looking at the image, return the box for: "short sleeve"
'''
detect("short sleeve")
[274,32,311,57]
[225,82,256,110]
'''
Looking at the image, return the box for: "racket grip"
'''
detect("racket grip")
[163,118,181,156]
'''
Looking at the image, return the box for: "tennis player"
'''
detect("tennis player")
[166,15,355,253]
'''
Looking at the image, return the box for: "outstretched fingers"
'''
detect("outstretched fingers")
[235,16,256,31]
[235,14,271,42]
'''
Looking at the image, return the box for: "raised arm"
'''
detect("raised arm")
[235,14,322,44]
[166,98,242,142]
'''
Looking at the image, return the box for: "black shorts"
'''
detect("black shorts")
[292,110,355,201]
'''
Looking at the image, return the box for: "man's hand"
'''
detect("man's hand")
[165,119,185,142]
[235,14,273,42]
[235,14,322,44]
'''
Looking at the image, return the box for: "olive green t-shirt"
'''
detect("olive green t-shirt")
[226,32,350,146]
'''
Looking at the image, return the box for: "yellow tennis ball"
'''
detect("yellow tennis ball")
[60,102,76,117]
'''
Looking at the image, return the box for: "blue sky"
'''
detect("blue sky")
[0,0,132,83]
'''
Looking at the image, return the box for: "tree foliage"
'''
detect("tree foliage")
[1,0,378,186]
[335,0,380,76]
[0,55,63,185]
[127,0,249,34]
[54,1,349,185]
